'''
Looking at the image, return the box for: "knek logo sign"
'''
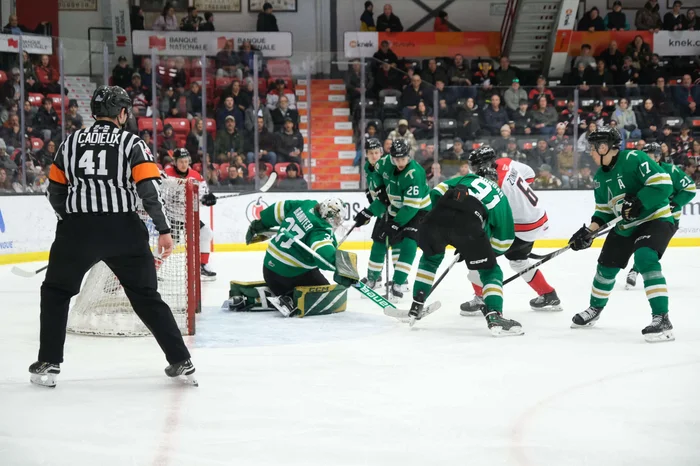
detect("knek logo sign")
[0,208,5,233]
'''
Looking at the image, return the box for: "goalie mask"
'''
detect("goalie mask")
[317,198,344,230]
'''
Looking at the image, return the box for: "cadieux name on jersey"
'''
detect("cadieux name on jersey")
[77,132,121,146]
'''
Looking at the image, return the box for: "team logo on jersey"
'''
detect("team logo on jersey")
[246,197,269,222]
[405,169,416,179]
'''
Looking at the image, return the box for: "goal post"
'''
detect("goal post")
[67,178,201,336]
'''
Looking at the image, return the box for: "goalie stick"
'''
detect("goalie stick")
[216,172,277,200]
[279,228,396,310]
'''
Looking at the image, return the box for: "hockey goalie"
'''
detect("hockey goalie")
[165,148,218,281]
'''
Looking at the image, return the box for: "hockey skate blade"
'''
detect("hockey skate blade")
[460,310,483,317]
[570,321,598,329]
[200,275,217,283]
[384,302,441,323]
[531,304,564,312]
[268,296,293,317]
[30,373,57,388]
[644,330,675,343]
[489,326,524,337]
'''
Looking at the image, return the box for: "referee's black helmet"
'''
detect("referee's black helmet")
[91,85,132,119]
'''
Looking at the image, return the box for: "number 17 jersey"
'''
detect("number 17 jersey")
[495,159,549,242]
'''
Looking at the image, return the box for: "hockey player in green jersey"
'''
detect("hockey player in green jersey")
[569,127,677,342]
[408,153,524,336]
[353,139,431,302]
[625,142,697,289]
[357,138,392,290]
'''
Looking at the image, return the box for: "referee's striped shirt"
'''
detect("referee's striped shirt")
[48,121,171,234]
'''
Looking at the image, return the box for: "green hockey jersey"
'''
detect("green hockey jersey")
[592,150,674,237]
[259,200,337,277]
[432,175,515,254]
[364,158,384,203]
[368,155,431,225]
[660,162,696,221]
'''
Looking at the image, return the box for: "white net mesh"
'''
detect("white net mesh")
[67,178,198,337]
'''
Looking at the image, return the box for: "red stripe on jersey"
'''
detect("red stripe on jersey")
[495,158,512,187]
[514,213,548,232]
[525,177,535,184]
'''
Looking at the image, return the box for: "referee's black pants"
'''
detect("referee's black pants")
[39,213,191,365]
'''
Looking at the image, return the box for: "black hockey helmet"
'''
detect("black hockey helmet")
[365,137,382,152]
[587,126,622,151]
[173,148,190,160]
[91,85,132,119]
[468,145,496,170]
[390,139,410,158]
[642,142,662,158]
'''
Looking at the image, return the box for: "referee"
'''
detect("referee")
[29,86,196,388]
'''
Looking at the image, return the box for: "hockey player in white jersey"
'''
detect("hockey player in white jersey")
[460,146,562,315]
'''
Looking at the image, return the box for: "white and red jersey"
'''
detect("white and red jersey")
[494,159,548,242]
[164,165,208,198]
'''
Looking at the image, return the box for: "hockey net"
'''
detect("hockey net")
[67,178,201,336]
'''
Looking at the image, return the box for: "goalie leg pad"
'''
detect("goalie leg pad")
[334,250,360,284]
[293,284,348,317]
[228,280,275,312]
[200,224,213,254]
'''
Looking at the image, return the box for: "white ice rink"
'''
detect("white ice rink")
[1,249,699,466]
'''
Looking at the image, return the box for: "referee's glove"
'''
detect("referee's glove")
[202,193,217,207]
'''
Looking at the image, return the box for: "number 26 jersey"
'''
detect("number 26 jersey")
[495,159,549,243]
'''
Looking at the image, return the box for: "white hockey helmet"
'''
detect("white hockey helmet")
[317,198,345,229]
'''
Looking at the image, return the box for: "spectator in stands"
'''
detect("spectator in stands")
[443,138,468,161]
[556,140,575,188]
[278,163,308,191]
[447,54,473,100]
[346,59,373,111]
[217,96,243,131]
[200,12,215,31]
[271,95,298,132]
[140,130,152,149]
[427,162,446,187]
[568,62,589,90]
[231,154,248,178]
[456,97,481,140]
[221,80,251,113]
[612,98,641,139]
[186,81,203,117]
[32,98,58,143]
[383,138,393,155]
[503,78,527,114]
[66,100,83,131]
[247,115,278,165]
[180,6,203,31]
[1,68,20,106]
[22,53,40,94]
[528,138,557,172]
[689,140,700,159]
[409,100,434,139]
[577,7,605,31]
[35,54,60,95]
[503,138,528,164]
[625,35,652,69]
[528,75,555,105]
[605,1,629,30]
[616,56,641,96]
[673,125,694,159]
[277,117,304,165]
[2,114,21,152]
[636,0,662,31]
[549,122,569,151]
[637,98,661,141]
[112,55,134,89]
[216,40,242,80]
[531,96,558,136]
[640,54,667,85]
[222,165,246,187]
[159,86,182,119]
[214,116,244,164]
[360,1,376,31]
[513,99,533,135]
[434,11,449,32]
[127,73,150,106]
[685,8,698,29]
[257,2,279,32]
[572,163,595,189]
[138,57,158,96]
[402,74,428,114]
[130,6,145,31]
[658,141,673,163]
[24,98,37,123]
[0,139,17,171]
[387,119,418,156]
[246,98,273,132]
[674,74,700,117]
[533,164,562,189]
[664,1,685,30]
[2,15,45,35]
[153,3,179,31]
[267,79,296,110]
[159,124,177,153]
[421,59,448,86]
[375,60,402,95]
[373,41,399,71]
[376,4,403,32]
[586,59,614,90]
[492,124,513,155]
[573,44,596,71]
[0,167,12,192]
[649,76,674,115]
[171,57,188,93]
[659,125,675,147]
[238,41,259,82]
[482,94,509,136]
[34,139,56,168]
[496,56,518,87]
[186,117,215,164]
[472,60,497,99]
[577,122,597,154]
[600,41,624,74]
[124,107,139,134]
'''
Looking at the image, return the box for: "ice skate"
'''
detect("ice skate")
[407,291,426,326]
[386,281,409,294]
[200,264,217,282]
[571,306,603,328]
[484,311,524,337]
[165,359,198,386]
[642,314,675,343]
[29,361,60,388]
[269,295,297,317]
[460,295,485,316]
[228,295,246,311]
[385,281,405,303]
[529,291,563,312]
[625,268,638,290]
[360,277,382,291]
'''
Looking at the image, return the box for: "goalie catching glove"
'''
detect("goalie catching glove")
[245,219,267,245]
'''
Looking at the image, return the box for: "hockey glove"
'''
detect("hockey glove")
[245,220,266,245]
[353,208,374,227]
[569,224,594,251]
[383,220,401,241]
[202,193,217,207]
[620,195,642,221]
[454,249,465,262]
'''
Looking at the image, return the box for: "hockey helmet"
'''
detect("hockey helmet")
[642,142,662,160]
[173,148,191,160]
[317,198,345,229]
[91,85,132,119]
[365,137,383,152]
[468,145,497,171]
[390,139,410,158]
[587,126,622,151]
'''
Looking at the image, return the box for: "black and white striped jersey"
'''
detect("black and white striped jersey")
[48,121,172,234]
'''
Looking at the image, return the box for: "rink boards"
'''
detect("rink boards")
[1,190,699,264]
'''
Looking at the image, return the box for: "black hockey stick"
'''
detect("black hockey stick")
[12,264,48,278]
[503,218,621,286]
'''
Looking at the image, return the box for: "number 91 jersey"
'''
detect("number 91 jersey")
[495,159,549,242]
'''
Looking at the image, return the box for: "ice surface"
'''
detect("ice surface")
[1,249,699,466]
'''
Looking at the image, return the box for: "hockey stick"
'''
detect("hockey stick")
[279,228,396,310]
[216,172,278,200]
[503,218,621,286]
[11,264,48,278]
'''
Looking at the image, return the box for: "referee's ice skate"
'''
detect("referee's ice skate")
[165,359,198,386]
[28,362,60,388]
